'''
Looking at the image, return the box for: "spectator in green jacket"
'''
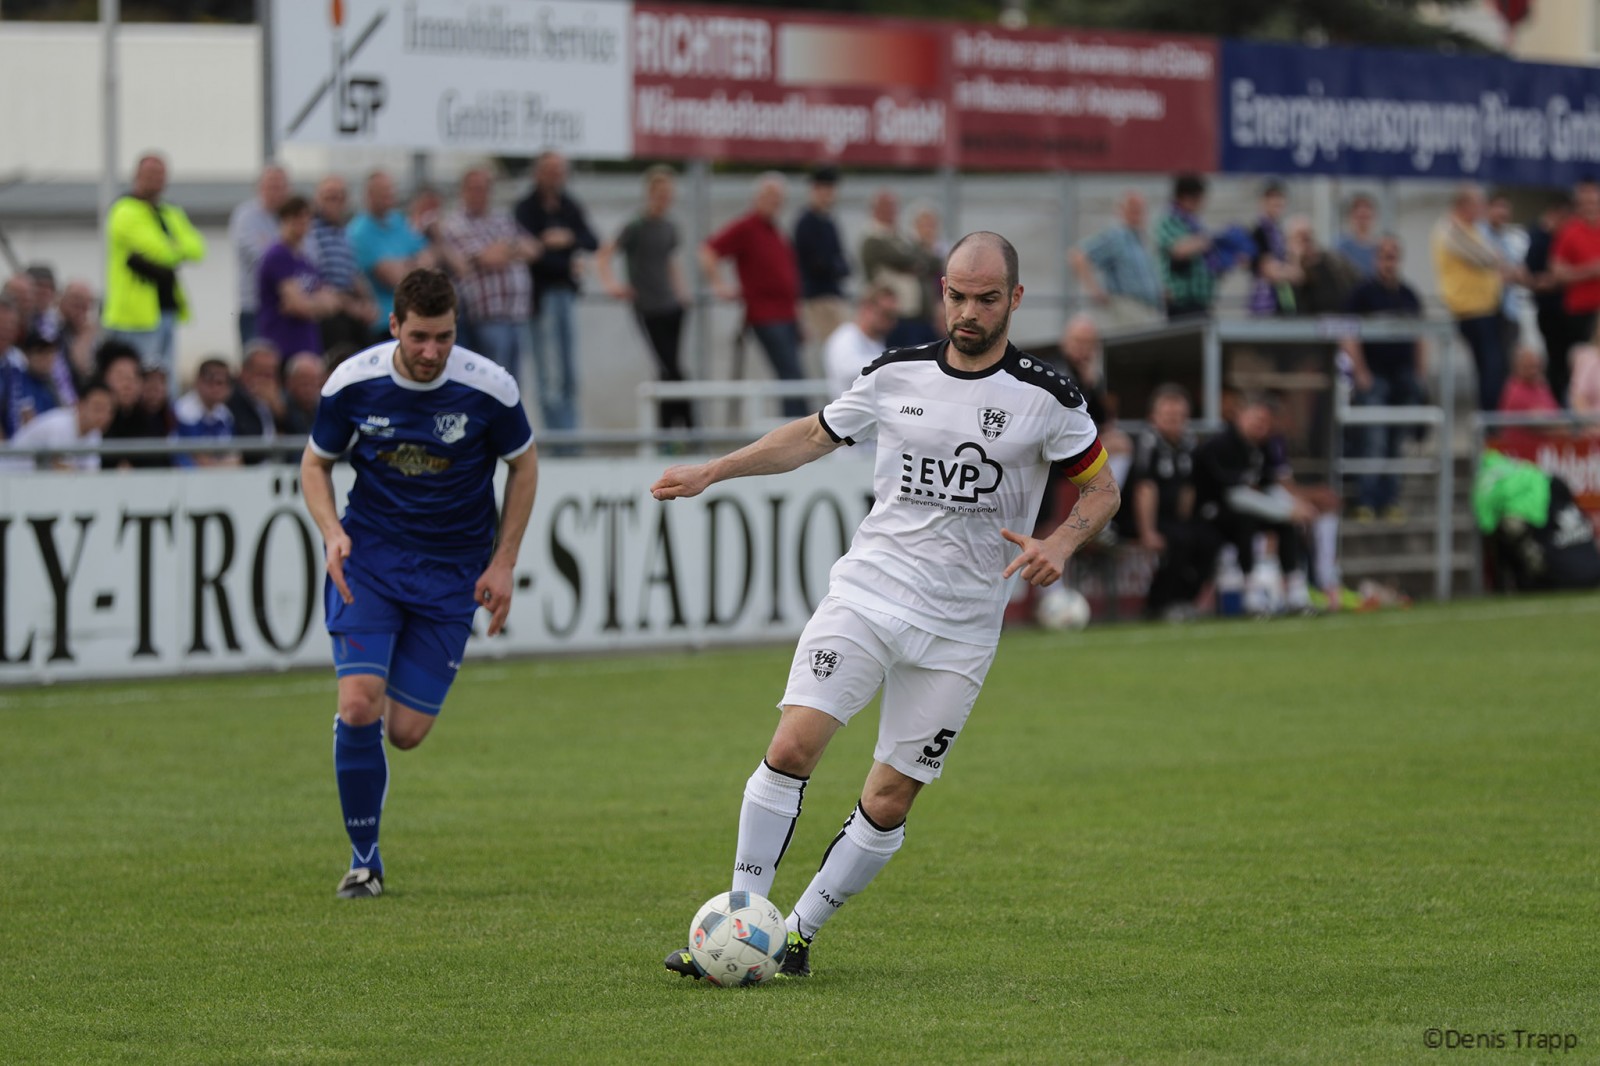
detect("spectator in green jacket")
[103,154,206,392]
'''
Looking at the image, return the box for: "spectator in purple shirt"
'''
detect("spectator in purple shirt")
[256,196,341,360]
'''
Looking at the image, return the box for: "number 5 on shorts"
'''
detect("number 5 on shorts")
[923,728,958,759]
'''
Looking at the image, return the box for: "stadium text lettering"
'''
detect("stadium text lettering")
[542,488,868,635]
[0,499,319,668]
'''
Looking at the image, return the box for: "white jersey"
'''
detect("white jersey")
[818,340,1105,645]
[823,321,886,402]
[4,407,101,472]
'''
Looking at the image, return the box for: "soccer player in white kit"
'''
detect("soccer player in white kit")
[654,232,1121,978]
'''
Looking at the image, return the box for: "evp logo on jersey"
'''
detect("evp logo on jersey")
[433,412,469,443]
[810,648,841,680]
[899,441,1003,504]
[979,408,1010,441]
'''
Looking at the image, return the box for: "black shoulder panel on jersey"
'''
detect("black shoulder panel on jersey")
[860,339,945,376]
[1001,346,1086,409]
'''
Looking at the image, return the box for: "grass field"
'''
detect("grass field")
[2,595,1597,1064]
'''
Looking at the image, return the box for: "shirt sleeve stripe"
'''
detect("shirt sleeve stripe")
[817,410,853,446]
[308,432,355,460]
[1061,438,1107,485]
[500,433,535,461]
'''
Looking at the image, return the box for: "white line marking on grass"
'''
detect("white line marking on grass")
[1037,596,1600,650]
[0,677,337,710]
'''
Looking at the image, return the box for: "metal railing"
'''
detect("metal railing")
[1,427,778,468]
[634,379,833,457]
[1333,402,1457,600]
[1102,314,1467,600]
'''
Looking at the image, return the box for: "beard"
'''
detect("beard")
[394,342,448,382]
[947,306,1011,357]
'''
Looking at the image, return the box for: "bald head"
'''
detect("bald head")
[314,175,349,222]
[1118,190,1147,230]
[946,231,1018,292]
[1061,313,1100,369]
[132,154,167,200]
[752,172,787,219]
[258,165,289,213]
[943,232,1022,361]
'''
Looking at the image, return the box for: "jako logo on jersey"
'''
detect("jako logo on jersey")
[979,407,1010,441]
[358,414,395,437]
[900,405,924,416]
[900,441,1003,503]
[811,648,841,680]
[434,412,469,443]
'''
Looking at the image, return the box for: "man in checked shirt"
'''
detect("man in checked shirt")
[442,167,543,393]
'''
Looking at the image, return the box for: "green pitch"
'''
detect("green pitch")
[3,596,1596,1064]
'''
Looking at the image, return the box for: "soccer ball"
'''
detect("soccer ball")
[1034,585,1091,631]
[687,890,788,987]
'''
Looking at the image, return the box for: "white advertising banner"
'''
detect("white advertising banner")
[271,0,631,157]
[0,457,874,685]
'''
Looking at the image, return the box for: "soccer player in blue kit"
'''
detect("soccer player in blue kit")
[301,268,538,899]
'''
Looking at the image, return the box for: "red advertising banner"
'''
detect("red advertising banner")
[1490,431,1600,532]
[629,4,1218,172]
[949,24,1217,172]
[631,3,952,168]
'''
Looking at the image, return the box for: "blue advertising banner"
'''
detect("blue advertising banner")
[1221,40,1600,184]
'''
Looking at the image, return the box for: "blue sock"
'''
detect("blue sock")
[333,717,387,875]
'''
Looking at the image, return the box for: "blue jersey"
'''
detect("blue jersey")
[309,342,534,561]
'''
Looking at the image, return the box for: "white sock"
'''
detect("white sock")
[1313,514,1340,590]
[788,804,905,940]
[1285,569,1311,609]
[731,760,806,898]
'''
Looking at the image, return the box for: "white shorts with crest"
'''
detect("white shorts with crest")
[779,596,997,782]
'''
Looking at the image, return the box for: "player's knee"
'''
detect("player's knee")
[387,727,426,751]
[763,734,821,778]
[860,779,919,828]
[336,683,385,726]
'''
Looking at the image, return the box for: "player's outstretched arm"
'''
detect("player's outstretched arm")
[476,445,539,637]
[1001,464,1121,587]
[301,446,354,604]
[651,414,840,501]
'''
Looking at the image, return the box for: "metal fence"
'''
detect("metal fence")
[12,315,1554,610]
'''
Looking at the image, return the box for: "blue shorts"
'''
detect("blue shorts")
[325,534,483,715]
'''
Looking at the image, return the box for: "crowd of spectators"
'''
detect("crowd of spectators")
[1076,171,1600,415]
[11,156,1600,622]
[0,176,338,469]
[1062,171,1600,616]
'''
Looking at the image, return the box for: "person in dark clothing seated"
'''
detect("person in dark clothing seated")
[1124,385,1208,620]
[1192,394,1318,614]
[97,341,171,468]
[226,339,286,464]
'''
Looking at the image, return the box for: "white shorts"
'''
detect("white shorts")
[780,596,997,783]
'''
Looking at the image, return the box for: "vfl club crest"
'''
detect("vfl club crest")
[434,412,469,444]
[979,408,1010,441]
[810,649,841,681]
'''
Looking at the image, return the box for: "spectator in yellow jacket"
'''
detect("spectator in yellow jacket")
[103,154,206,392]
[1432,184,1509,411]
